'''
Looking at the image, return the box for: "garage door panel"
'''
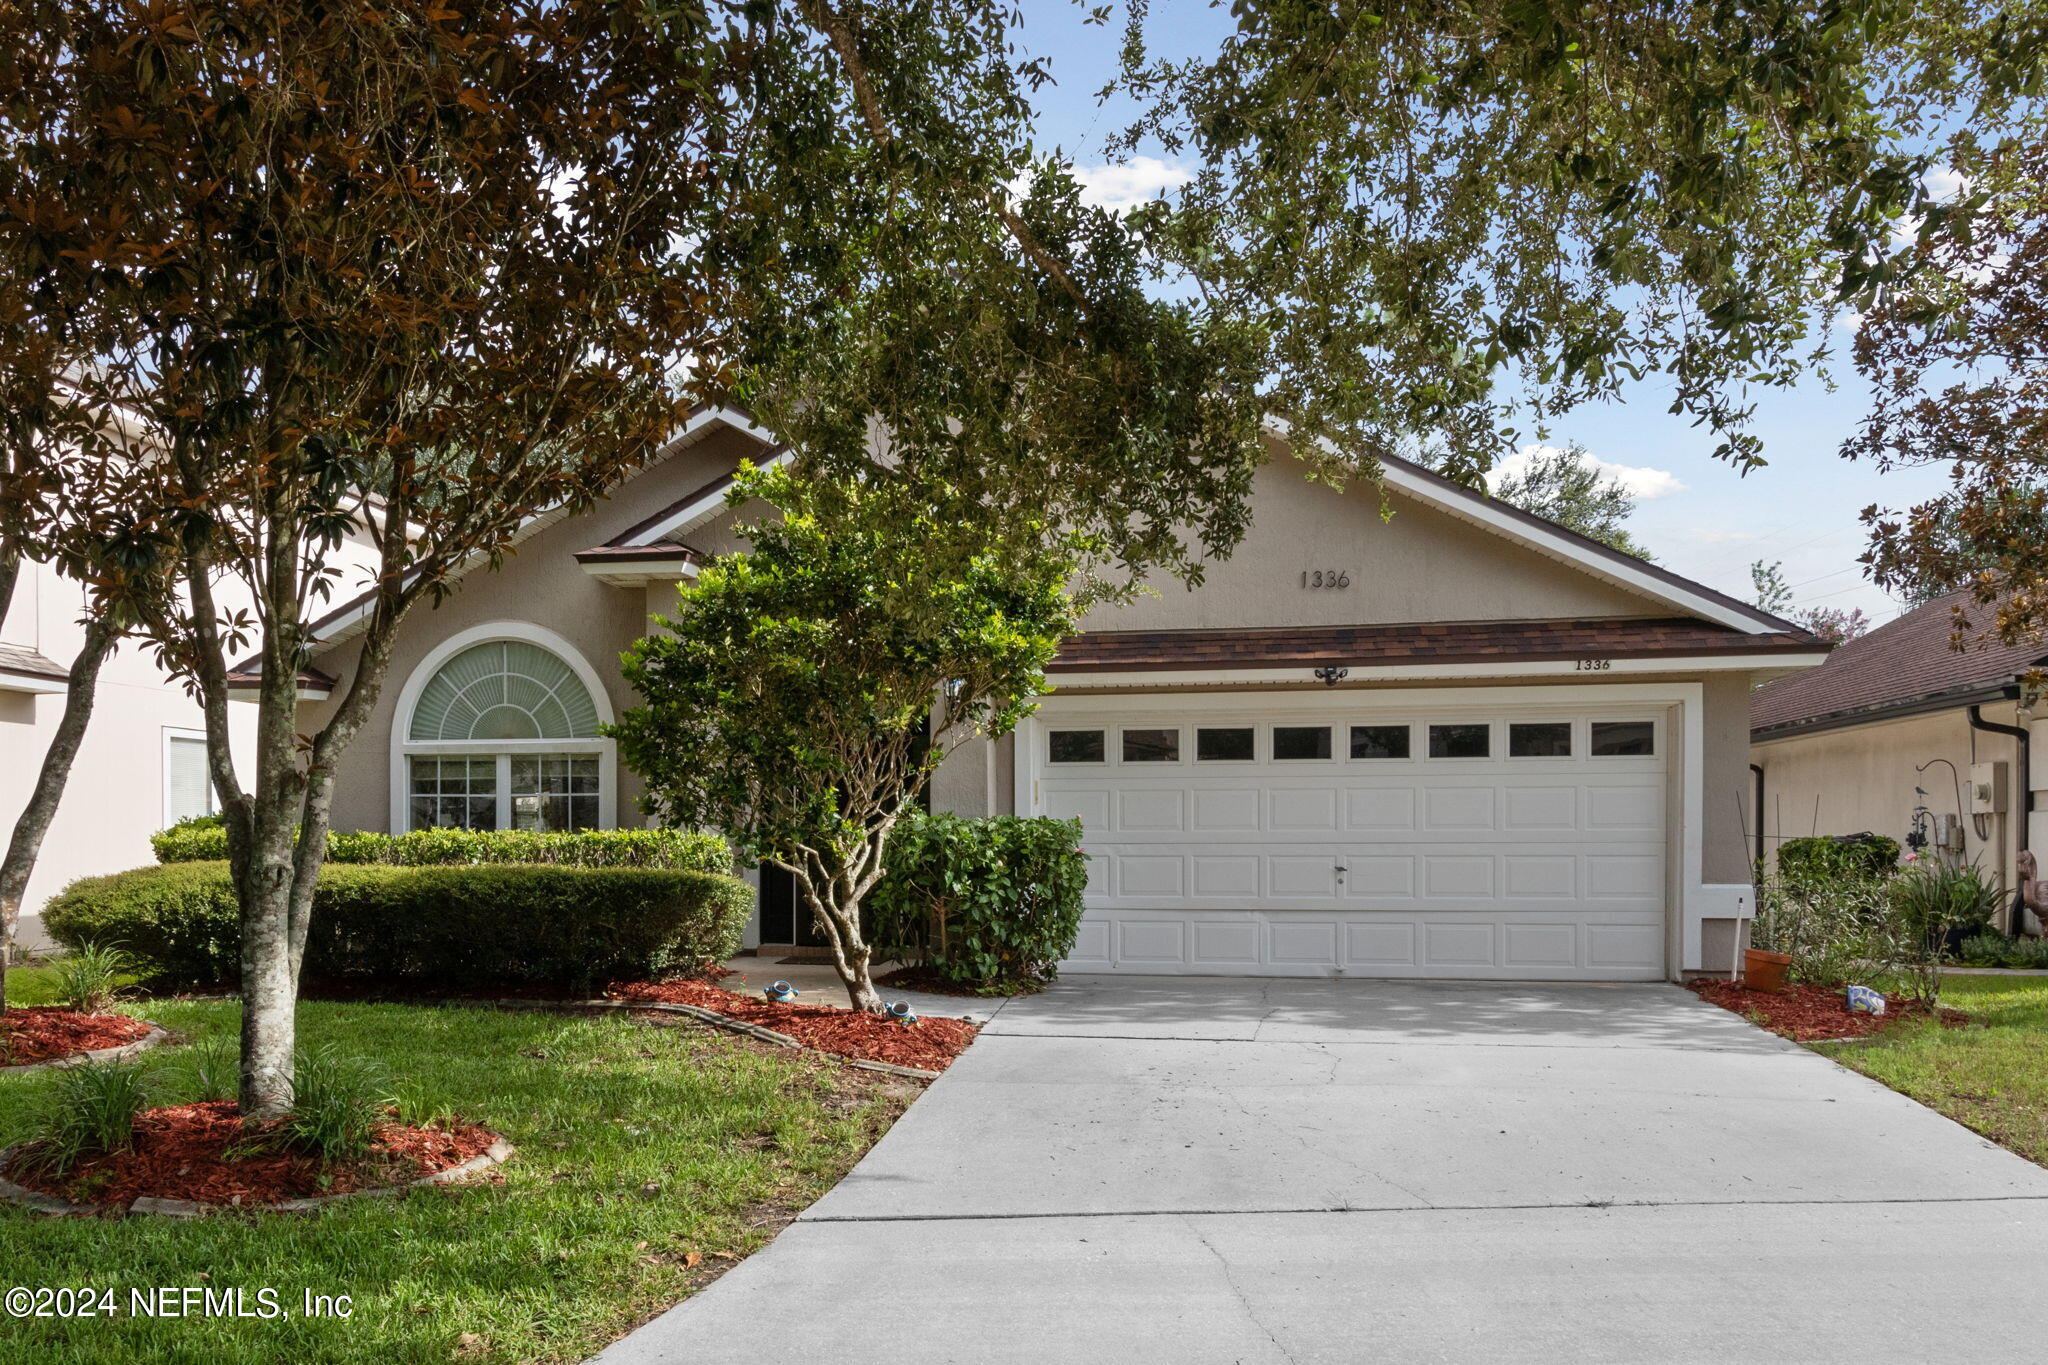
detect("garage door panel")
[1042,701,1667,980]
[1269,788,1339,831]
[1345,787,1417,830]
[1116,788,1185,831]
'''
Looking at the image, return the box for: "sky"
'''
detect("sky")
[1013,0,1957,626]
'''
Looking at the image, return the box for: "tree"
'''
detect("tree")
[1850,139,2048,644]
[1750,559,1872,643]
[1493,444,1654,559]
[1114,1,2041,483]
[612,467,1077,1012]
[2,0,726,1115]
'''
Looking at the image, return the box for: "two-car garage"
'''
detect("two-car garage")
[1023,689,1675,980]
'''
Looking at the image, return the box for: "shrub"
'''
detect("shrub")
[176,1032,240,1104]
[152,822,732,874]
[280,1046,390,1165]
[19,1059,154,1176]
[49,943,134,1013]
[148,813,226,865]
[1776,833,1901,880]
[1957,933,2048,969]
[1889,860,2005,948]
[869,814,1087,990]
[45,862,751,993]
[1752,867,1895,989]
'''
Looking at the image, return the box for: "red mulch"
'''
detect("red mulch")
[3,1101,498,1208]
[1689,979,1969,1042]
[606,978,977,1072]
[0,1008,152,1067]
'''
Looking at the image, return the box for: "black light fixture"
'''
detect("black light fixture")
[1312,666,1350,687]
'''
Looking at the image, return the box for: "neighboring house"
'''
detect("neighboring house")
[281,407,1826,982]
[1750,588,2045,934]
[2,560,258,950]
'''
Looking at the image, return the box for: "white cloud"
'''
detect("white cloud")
[1487,444,1687,500]
[1069,156,1191,213]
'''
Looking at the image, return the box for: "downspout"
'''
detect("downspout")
[1749,764,1766,867]
[1968,701,2030,936]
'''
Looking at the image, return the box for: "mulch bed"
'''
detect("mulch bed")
[874,965,1046,1000]
[1689,979,1969,1042]
[607,979,977,1072]
[0,1007,152,1067]
[3,1101,498,1208]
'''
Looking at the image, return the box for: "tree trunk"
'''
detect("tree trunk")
[0,617,115,1014]
[791,849,886,1013]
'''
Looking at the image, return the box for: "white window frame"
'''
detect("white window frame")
[161,726,215,827]
[388,621,617,833]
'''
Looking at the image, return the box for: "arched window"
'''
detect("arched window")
[392,626,615,833]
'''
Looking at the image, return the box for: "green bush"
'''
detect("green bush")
[1890,859,2006,947]
[153,822,731,874]
[18,1059,154,1176]
[1957,932,2048,969]
[869,814,1087,989]
[44,862,751,993]
[148,813,226,864]
[1775,833,1901,880]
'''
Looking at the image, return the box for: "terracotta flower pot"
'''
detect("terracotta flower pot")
[1742,947,1793,994]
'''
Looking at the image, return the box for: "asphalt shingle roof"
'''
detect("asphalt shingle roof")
[1750,588,2048,735]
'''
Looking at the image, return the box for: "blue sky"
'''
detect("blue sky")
[1014,0,1953,625]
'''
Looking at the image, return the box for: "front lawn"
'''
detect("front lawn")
[0,966,916,1363]
[1816,975,2048,1167]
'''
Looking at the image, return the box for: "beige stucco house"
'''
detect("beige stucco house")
[1750,589,2044,935]
[285,407,1827,981]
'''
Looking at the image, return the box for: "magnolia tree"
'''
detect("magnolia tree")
[1,0,729,1115]
[613,468,1077,1012]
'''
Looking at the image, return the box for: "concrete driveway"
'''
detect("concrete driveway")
[594,977,2048,1364]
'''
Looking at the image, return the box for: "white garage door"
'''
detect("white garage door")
[1034,701,1668,979]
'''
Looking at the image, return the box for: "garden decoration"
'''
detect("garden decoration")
[885,1002,919,1025]
[765,981,799,1004]
[1846,985,1886,1016]
[1741,946,1792,994]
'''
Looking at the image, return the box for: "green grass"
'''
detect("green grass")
[0,965,915,1363]
[1817,975,2048,1166]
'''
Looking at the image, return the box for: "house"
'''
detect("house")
[1750,588,2045,934]
[3,559,258,951]
[273,408,1828,981]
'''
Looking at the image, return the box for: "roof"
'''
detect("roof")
[225,663,338,692]
[0,641,68,683]
[1051,617,1825,674]
[1751,588,2048,738]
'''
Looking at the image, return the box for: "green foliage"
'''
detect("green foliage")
[152,823,731,873]
[48,943,134,1014]
[1119,3,2038,477]
[1492,443,1654,559]
[1957,934,2048,970]
[1776,834,1902,880]
[1752,866,1897,991]
[869,815,1088,989]
[1889,860,2005,947]
[148,814,226,865]
[43,863,750,993]
[175,1032,240,1104]
[279,1046,391,1166]
[19,1059,154,1176]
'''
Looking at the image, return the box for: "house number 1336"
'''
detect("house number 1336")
[1301,569,1351,589]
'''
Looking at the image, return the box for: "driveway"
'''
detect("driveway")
[595,977,2048,1364]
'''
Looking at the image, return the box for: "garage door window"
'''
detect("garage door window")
[1197,727,1256,762]
[1272,725,1333,760]
[1428,723,1491,758]
[1348,724,1410,759]
[1508,722,1572,757]
[1049,729,1106,764]
[1590,721,1655,756]
[1121,728,1180,763]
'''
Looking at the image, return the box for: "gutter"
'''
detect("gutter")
[1749,763,1766,867]
[1968,695,2032,936]
[1752,681,2019,744]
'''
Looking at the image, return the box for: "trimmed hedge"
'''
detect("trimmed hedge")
[869,814,1087,989]
[44,861,751,992]
[1777,832,1902,880]
[152,819,731,875]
